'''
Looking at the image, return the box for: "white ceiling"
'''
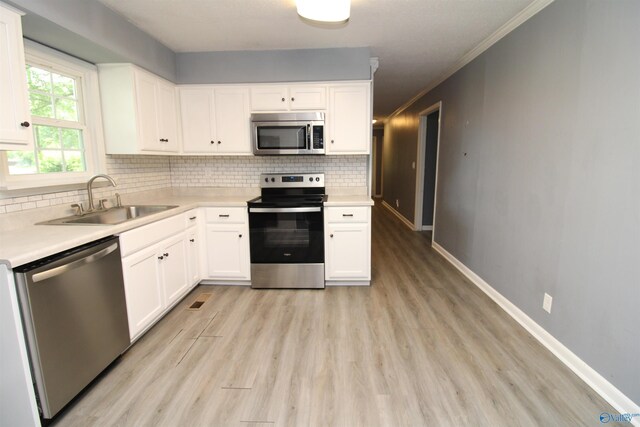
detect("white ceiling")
[98,0,535,118]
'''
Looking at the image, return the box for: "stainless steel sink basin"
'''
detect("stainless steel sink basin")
[39,205,179,226]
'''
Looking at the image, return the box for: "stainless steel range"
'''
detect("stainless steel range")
[248,173,326,289]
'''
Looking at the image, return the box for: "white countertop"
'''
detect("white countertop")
[324,195,374,206]
[1,190,373,268]
[0,194,250,268]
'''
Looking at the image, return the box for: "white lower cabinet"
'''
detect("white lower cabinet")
[160,234,189,308]
[121,243,164,339]
[203,207,250,280]
[120,211,199,341]
[325,206,371,282]
[186,226,200,286]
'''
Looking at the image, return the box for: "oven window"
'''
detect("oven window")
[257,126,306,150]
[249,211,323,264]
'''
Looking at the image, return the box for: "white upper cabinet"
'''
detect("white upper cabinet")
[0,4,34,150]
[179,86,250,155]
[98,64,180,154]
[250,84,326,111]
[326,83,371,155]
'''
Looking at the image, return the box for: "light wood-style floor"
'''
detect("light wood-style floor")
[54,202,615,426]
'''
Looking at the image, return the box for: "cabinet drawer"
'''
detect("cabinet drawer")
[204,207,247,224]
[119,214,184,257]
[184,209,200,228]
[326,206,370,223]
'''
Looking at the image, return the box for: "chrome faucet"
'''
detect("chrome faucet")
[86,174,117,212]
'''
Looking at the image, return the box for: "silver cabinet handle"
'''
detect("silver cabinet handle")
[32,243,118,283]
[249,207,322,213]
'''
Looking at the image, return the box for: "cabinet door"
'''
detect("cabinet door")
[327,84,371,154]
[156,80,180,152]
[250,85,288,111]
[0,5,33,149]
[186,228,200,287]
[205,224,250,279]
[213,87,250,154]
[289,85,326,110]
[134,70,161,152]
[161,234,189,307]
[122,247,164,339]
[180,88,215,153]
[325,223,371,280]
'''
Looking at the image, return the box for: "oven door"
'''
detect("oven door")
[248,207,324,264]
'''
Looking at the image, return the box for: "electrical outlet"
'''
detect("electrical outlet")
[543,293,553,313]
[412,161,416,169]
[395,199,400,208]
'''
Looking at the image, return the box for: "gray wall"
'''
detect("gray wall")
[383,0,640,403]
[7,0,177,80]
[176,47,371,84]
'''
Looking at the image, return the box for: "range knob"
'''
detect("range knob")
[271,177,275,182]
[315,177,320,182]
[309,177,313,182]
[265,178,269,183]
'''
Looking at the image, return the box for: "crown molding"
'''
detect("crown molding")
[387,0,555,120]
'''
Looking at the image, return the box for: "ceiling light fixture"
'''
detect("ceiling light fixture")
[296,0,351,23]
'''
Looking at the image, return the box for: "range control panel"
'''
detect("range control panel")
[260,173,325,188]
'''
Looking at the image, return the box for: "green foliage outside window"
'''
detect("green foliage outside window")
[7,64,86,176]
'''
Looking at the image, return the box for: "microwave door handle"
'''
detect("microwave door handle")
[307,124,311,148]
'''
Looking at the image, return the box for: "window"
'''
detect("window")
[0,42,104,190]
[8,65,86,175]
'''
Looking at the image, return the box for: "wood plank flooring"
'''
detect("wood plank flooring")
[54,202,617,426]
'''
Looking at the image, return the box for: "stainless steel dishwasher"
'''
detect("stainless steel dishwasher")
[14,236,130,420]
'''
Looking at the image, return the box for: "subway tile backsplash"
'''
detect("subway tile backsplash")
[0,154,367,214]
[170,155,367,188]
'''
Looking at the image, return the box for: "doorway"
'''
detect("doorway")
[372,127,384,198]
[414,102,442,242]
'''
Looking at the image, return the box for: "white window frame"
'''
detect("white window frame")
[0,40,106,190]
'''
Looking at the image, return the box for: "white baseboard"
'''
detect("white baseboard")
[421,225,433,231]
[381,200,415,230]
[432,241,640,423]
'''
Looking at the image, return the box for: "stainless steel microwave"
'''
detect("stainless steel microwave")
[251,112,325,155]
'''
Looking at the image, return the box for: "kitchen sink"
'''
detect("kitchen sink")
[38,205,179,226]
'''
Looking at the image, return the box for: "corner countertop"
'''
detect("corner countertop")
[324,195,374,206]
[0,193,252,269]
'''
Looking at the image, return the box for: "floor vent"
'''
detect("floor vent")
[188,293,212,310]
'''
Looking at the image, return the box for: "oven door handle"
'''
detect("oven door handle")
[249,207,322,213]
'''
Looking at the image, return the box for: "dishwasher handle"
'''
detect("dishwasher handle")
[32,243,119,283]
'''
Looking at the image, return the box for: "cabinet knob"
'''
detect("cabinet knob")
[164,252,169,257]
[217,140,221,144]
[331,140,335,144]
[210,141,215,145]
[158,255,164,260]
[190,238,195,243]
[20,121,30,128]
[281,97,285,102]
[239,234,243,238]
[330,234,334,238]
[291,97,295,102]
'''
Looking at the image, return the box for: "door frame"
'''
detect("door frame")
[414,102,442,244]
